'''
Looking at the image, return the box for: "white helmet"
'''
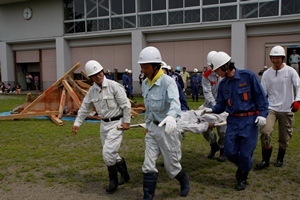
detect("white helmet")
[128,70,132,73]
[85,60,103,77]
[161,61,171,70]
[269,46,285,57]
[107,69,110,73]
[207,51,217,65]
[125,69,128,72]
[138,46,162,64]
[211,51,231,71]
[193,68,198,73]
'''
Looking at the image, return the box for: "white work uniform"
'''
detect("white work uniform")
[202,69,226,148]
[177,109,228,134]
[74,76,131,166]
[142,73,182,178]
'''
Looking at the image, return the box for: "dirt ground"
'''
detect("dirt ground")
[0,181,143,200]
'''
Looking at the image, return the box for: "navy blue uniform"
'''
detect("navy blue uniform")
[190,74,201,102]
[212,69,268,172]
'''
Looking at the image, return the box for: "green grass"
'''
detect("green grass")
[0,94,300,199]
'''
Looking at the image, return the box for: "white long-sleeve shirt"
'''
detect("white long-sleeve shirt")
[74,76,131,127]
[261,63,300,112]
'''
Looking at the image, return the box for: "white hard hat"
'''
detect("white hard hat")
[107,69,110,73]
[85,60,104,77]
[161,61,171,70]
[264,66,268,69]
[269,46,285,57]
[193,68,198,73]
[128,70,132,73]
[207,51,217,65]
[211,51,231,71]
[138,46,162,64]
[125,69,128,72]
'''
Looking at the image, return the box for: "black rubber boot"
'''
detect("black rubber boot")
[175,169,190,197]
[217,148,226,162]
[143,173,158,200]
[256,147,272,169]
[235,169,248,191]
[117,157,130,185]
[106,164,119,193]
[275,148,286,167]
[207,143,220,159]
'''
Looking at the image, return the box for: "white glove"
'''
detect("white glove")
[158,116,177,134]
[201,108,212,116]
[255,116,266,127]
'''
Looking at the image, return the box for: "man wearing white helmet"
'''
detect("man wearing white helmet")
[201,51,268,191]
[138,46,189,199]
[72,60,131,193]
[201,51,227,162]
[122,69,129,95]
[105,69,114,80]
[256,45,300,170]
[127,70,133,99]
[190,68,201,102]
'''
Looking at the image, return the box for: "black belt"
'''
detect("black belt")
[102,115,123,122]
[153,121,160,126]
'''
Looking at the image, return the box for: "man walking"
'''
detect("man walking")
[72,60,131,193]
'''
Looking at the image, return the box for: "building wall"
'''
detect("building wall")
[0,0,63,41]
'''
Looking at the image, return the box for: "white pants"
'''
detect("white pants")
[142,121,182,179]
[100,119,123,166]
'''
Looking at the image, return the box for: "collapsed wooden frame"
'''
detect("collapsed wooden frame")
[0,62,145,125]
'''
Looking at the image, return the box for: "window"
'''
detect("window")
[203,7,219,22]
[185,9,200,23]
[259,1,278,17]
[281,0,300,15]
[139,0,151,12]
[169,0,183,9]
[240,3,258,19]
[220,5,237,20]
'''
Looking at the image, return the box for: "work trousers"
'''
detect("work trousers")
[260,109,294,149]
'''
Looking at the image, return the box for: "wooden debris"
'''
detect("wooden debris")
[0,62,146,125]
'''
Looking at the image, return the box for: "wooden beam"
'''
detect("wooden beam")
[49,115,63,126]
[20,62,81,114]
[67,76,87,96]
[0,111,59,120]
[75,80,91,90]
[58,88,66,119]
[81,70,90,80]
[62,80,82,108]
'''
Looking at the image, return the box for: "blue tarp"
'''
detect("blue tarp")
[0,111,100,123]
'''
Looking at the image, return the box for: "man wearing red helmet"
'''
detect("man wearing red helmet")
[256,45,300,169]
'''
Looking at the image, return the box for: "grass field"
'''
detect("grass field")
[0,94,300,200]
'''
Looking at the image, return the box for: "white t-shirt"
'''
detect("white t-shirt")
[261,63,300,112]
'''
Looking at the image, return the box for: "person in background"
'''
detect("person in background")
[139,70,145,86]
[170,66,184,90]
[256,46,300,170]
[15,82,22,95]
[25,72,32,91]
[289,49,300,75]
[122,69,130,97]
[180,67,190,95]
[201,51,268,191]
[4,83,11,93]
[138,46,189,199]
[258,66,268,77]
[127,70,133,99]
[190,68,201,102]
[106,69,114,80]
[34,75,39,92]
[72,60,131,194]
[201,51,226,162]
